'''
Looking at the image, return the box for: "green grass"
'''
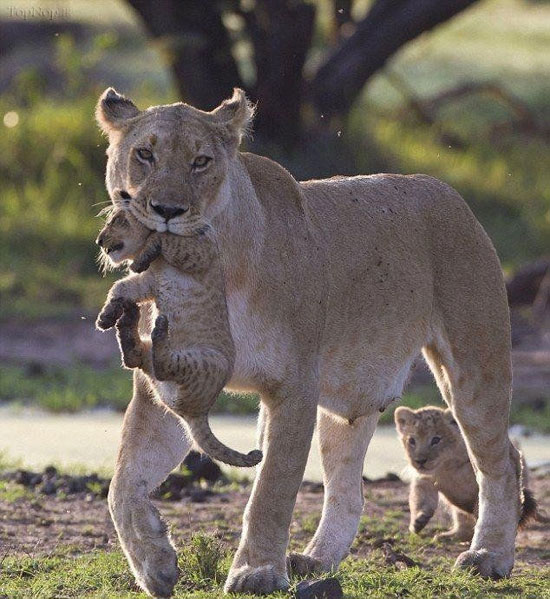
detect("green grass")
[2,362,549,432]
[1,545,548,599]
[0,363,258,415]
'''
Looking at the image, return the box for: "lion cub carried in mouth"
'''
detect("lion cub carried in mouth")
[395,406,536,541]
[96,206,262,468]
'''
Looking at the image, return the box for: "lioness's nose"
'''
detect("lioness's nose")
[96,234,105,247]
[150,201,188,220]
[415,458,427,466]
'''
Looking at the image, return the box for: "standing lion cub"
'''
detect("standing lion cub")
[395,406,536,541]
[96,206,262,468]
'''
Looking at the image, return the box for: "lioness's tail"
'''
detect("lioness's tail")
[186,414,263,468]
[519,488,549,528]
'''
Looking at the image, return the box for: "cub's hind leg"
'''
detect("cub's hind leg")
[150,315,229,396]
[409,476,439,534]
[288,408,378,576]
[436,503,475,542]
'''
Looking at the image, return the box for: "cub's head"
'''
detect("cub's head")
[96,87,254,235]
[96,208,150,270]
[394,406,464,473]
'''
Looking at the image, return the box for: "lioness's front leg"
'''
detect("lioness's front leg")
[224,379,318,594]
[109,370,192,598]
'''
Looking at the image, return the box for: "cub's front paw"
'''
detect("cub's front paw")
[224,564,289,595]
[96,297,127,330]
[454,549,514,580]
[287,553,325,577]
[410,512,431,534]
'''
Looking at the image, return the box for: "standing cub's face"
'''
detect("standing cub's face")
[394,406,464,473]
[96,208,150,268]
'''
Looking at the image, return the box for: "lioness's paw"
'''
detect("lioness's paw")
[134,546,179,598]
[287,553,325,577]
[224,564,289,595]
[454,549,513,580]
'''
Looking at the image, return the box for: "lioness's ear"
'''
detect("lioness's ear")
[210,88,255,149]
[96,88,140,134]
[394,407,414,431]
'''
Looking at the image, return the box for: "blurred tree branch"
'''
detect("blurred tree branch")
[126,0,480,148]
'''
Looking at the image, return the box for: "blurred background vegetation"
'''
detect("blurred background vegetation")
[0,0,549,428]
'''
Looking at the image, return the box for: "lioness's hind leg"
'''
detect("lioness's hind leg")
[109,371,192,598]
[425,322,519,578]
[288,409,377,575]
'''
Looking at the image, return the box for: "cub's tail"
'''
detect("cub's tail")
[519,488,549,528]
[186,413,263,468]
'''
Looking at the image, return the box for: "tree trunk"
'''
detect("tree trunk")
[246,0,316,148]
[127,0,243,110]
[311,0,480,117]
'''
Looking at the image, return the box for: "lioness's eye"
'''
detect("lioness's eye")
[192,155,212,170]
[431,436,441,446]
[136,148,153,162]
[408,437,416,447]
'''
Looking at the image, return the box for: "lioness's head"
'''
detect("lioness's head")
[96,87,254,235]
[394,406,464,473]
[96,207,150,269]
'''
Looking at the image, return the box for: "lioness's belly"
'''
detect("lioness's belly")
[302,175,435,418]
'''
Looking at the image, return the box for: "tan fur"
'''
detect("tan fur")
[96,87,524,596]
[96,208,261,468]
[395,406,537,541]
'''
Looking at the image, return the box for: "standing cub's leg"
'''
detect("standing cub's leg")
[409,476,439,534]
[436,503,476,542]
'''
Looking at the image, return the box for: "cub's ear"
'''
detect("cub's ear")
[394,407,414,431]
[96,88,140,134]
[443,409,459,426]
[210,88,255,150]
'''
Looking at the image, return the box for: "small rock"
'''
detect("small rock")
[183,451,223,483]
[40,480,57,496]
[14,469,33,486]
[43,465,58,479]
[295,578,343,599]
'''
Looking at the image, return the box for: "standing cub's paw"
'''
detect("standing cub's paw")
[96,297,128,330]
[410,512,431,534]
[287,553,325,577]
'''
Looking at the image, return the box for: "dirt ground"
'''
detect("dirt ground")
[1,472,548,571]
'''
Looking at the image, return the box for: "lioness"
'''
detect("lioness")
[96,86,523,597]
[395,406,535,542]
[95,206,262,468]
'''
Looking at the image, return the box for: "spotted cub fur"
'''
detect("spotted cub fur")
[96,207,261,468]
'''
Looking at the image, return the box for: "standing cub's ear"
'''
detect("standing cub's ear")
[394,406,415,432]
[443,409,459,426]
[96,88,140,134]
[210,88,255,150]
